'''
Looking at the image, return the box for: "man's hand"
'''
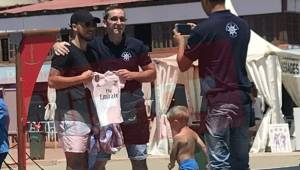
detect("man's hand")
[80,70,94,84]
[173,24,194,72]
[91,126,100,139]
[187,22,197,30]
[116,69,136,80]
[53,41,71,56]
[173,28,185,47]
[168,162,175,170]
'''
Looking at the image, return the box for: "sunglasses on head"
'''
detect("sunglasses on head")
[109,16,127,22]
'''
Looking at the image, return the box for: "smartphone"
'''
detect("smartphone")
[175,23,192,35]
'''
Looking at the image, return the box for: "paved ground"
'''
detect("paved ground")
[3,145,300,170]
[3,147,178,170]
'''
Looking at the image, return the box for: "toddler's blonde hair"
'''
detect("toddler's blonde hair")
[167,106,189,125]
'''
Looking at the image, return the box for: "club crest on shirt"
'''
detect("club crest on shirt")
[121,51,132,61]
[225,22,239,38]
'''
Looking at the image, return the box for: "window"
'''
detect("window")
[0,37,19,62]
[9,43,17,62]
[1,38,9,62]
[151,22,175,49]
[151,20,201,50]
[134,24,152,50]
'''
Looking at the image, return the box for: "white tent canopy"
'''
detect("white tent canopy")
[147,58,201,155]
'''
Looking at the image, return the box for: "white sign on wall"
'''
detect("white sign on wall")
[294,107,300,150]
[269,123,292,152]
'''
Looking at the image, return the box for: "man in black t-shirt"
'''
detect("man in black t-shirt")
[53,4,156,170]
[48,10,100,170]
[174,0,251,169]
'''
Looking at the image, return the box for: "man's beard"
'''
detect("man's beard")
[78,31,94,41]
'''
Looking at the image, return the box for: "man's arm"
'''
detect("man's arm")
[173,32,193,72]
[48,68,94,89]
[195,133,208,163]
[117,62,156,82]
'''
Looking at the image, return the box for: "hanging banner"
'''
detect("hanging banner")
[279,55,300,76]
[277,51,300,106]
[19,33,57,125]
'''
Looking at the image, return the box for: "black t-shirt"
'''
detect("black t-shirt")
[88,35,151,144]
[51,43,97,123]
[184,10,251,106]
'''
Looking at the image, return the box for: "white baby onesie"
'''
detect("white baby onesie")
[86,71,125,127]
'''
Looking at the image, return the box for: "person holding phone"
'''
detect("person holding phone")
[173,0,252,169]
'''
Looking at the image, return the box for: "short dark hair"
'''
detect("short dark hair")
[103,4,125,20]
[209,0,225,3]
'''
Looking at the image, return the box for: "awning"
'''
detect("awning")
[0,0,38,8]
[0,0,148,14]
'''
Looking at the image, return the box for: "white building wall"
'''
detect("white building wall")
[0,0,282,32]
[287,0,300,12]
[231,0,282,15]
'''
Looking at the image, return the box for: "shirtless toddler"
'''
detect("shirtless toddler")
[167,106,207,170]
